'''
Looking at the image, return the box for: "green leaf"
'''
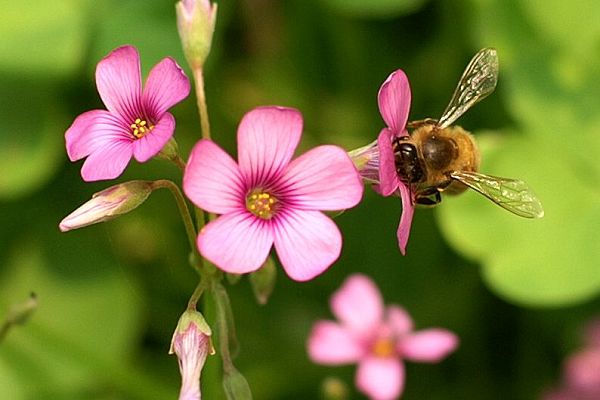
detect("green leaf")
[0,241,172,399]
[519,0,600,54]
[437,133,600,306]
[0,79,66,199]
[0,0,87,76]
[440,0,600,306]
[323,0,428,18]
[92,0,185,76]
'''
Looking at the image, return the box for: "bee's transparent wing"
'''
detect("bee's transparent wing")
[450,171,544,218]
[437,48,499,129]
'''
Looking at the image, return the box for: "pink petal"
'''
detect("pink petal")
[237,107,302,186]
[65,110,130,161]
[142,57,190,117]
[183,140,245,215]
[280,145,363,211]
[386,305,414,335]
[565,348,600,389]
[330,274,384,337]
[272,210,341,281]
[95,45,142,118]
[398,328,459,363]
[307,321,364,365]
[397,184,415,255]
[356,357,404,400]
[197,211,273,274]
[80,140,133,181]
[376,128,400,197]
[133,112,175,162]
[377,69,411,133]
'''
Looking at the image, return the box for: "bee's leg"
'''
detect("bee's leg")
[406,118,438,129]
[414,187,442,206]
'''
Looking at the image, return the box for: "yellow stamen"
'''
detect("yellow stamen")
[372,338,396,358]
[130,118,154,139]
[246,190,279,220]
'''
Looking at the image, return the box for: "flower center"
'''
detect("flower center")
[371,337,396,358]
[130,118,154,139]
[246,191,279,220]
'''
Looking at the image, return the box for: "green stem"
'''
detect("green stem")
[0,293,37,343]
[173,154,187,172]
[151,180,199,262]
[187,280,206,310]
[193,67,211,141]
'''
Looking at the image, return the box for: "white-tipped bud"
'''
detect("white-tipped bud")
[170,310,214,400]
[176,0,218,69]
[59,181,153,232]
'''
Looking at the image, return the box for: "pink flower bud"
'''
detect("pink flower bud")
[176,0,217,69]
[170,310,214,400]
[59,181,153,232]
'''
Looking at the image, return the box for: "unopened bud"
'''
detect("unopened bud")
[249,257,276,305]
[222,367,253,400]
[321,377,350,400]
[157,137,180,163]
[59,181,153,232]
[176,0,217,69]
[170,310,214,400]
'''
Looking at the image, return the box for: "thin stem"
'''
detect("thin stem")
[0,293,37,343]
[193,67,211,141]
[151,180,199,261]
[173,154,187,172]
[187,280,206,310]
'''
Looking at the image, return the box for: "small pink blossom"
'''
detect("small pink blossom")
[375,70,414,255]
[544,318,600,400]
[183,106,364,281]
[170,310,214,400]
[308,274,458,400]
[59,180,153,232]
[65,45,190,181]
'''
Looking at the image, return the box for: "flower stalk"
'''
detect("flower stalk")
[150,180,200,267]
[193,67,212,141]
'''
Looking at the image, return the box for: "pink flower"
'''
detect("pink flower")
[183,106,363,281]
[308,274,458,400]
[375,70,414,255]
[65,45,191,181]
[544,318,600,400]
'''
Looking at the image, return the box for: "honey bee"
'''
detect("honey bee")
[394,48,544,218]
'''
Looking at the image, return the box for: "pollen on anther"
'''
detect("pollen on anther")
[130,118,154,139]
[372,338,396,358]
[246,190,279,220]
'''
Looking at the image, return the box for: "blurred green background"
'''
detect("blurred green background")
[1,0,599,398]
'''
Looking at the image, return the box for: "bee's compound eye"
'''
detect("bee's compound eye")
[398,142,417,157]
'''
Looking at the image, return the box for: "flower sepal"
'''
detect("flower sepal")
[347,139,380,184]
[169,310,214,355]
[156,137,181,163]
[59,180,153,232]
